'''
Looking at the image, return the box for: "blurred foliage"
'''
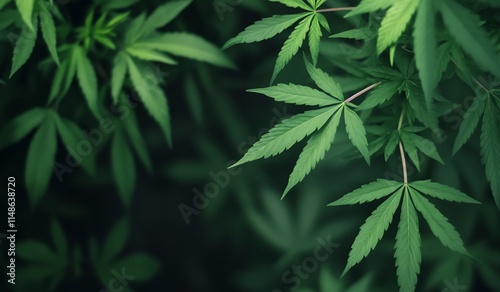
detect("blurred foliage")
[0,0,499,292]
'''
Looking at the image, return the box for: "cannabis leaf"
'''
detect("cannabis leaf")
[0,107,48,150]
[89,219,160,288]
[413,0,438,106]
[111,127,136,206]
[11,1,60,77]
[231,58,373,196]
[480,97,500,209]
[439,0,500,79]
[16,220,69,290]
[10,13,38,77]
[330,180,478,291]
[394,188,421,292]
[224,0,330,83]
[109,2,234,145]
[25,111,57,206]
[453,93,500,209]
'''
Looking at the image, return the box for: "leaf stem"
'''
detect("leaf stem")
[316,7,356,13]
[397,111,408,184]
[344,82,382,104]
[450,57,489,93]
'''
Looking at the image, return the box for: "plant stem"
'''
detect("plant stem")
[344,82,382,104]
[450,57,489,93]
[399,142,408,184]
[316,7,356,13]
[397,111,408,184]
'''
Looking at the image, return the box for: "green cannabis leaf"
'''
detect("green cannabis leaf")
[231,56,376,197]
[330,181,479,291]
[223,0,330,83]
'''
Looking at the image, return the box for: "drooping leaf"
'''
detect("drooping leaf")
[400,131,444,164]
[439,0,500,79]
[247,83,339,106]
[111,128,136,206]
[17,241,59,263]
[409,180,480,204]
[111,52,128,104]
[138,32,235,68]
[112,253,160,281]
[75,46,101,119]
[283,106,342,197]
[344,106,370,164]
[342,189,403,276]
[271,14,313,83]
[480,98,500,209]
[329,179,403,206]
[413,0,438,106]
[377,0,419,54]
[54,114,97,176]
[410,189,471,256]
[453,94,487,155]
[304,55,344,100]
[10,13,38,77]
[126,46,177,65]
[141,0,192,36]
[405,84,439,131]
[384,132,400,161]
[0,108,48,149]
[394,188,421,292]
[123,109,153,172]
[38,1,60,65]
[15,0,34,30]
[124,12,146,45]
[126,56,172,146]
[49,46,78,103]
[358,81,401,110]
[51,221,67,257]
[223,13,309,49]
[101,219,129,262]
[230,106,337,168]
[25,113,57,207]
[401,133,421,171]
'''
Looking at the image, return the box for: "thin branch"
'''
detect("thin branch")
[344,82,382,104]
[397,111,408,184]
[316,7,356,13]
[450,57,489,93]
[399,141,408,184]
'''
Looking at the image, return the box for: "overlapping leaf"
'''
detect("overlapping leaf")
[224,0,330,83]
